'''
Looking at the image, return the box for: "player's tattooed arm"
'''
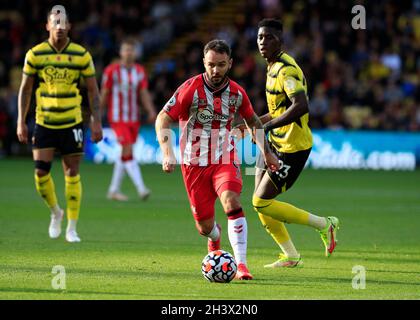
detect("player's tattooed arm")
[263,91,309,132]
[85,77,103,143]
[155,110,176,173]
[17,74,35,144]
[244,113,280,172]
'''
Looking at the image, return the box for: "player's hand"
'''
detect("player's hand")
[264,150,280,172]
[17,122,28,144]
[90,120,103,143]
[162,154,176,173]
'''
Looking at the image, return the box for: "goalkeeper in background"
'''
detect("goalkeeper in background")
[16,6,103,242]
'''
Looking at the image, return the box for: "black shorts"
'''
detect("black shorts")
[32,123,85,156]
[256,145,311,193]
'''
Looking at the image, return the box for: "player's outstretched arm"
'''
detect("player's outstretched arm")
[244,113,279,172]
[17,73,34,144]
[155,110,176,173]
[259,113,273,125]
[263,92,308,132]
[85,77,103,143]
[233,113,273,140]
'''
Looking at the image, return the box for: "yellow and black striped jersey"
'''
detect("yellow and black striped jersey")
[23,40,95,129]
[265,52,312,153]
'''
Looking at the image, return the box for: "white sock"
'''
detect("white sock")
[109,159,125,193]
[308,214,327,230]
[207,222,220,242]
[67,219,77,232]
[124,159,146,193]
[227,217,247,265]
[50,204,62,216]
[279,239,300,258]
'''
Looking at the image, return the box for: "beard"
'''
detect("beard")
[209,74,227,88]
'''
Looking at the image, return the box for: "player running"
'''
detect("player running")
[16,6,103,242]
[101,38,157,201]
[155,39,279,280]
[240,19,340,268]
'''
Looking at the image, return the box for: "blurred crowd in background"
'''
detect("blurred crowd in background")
[0,0,419,156]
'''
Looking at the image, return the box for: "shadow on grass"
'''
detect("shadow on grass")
[0,264,200,281]
[2,263,419,291]
[0,287,137,297]
[230,274,420,288]
[0,287,221,299]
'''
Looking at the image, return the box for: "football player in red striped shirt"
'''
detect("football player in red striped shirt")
[101,38,157,201]
[156,39,279,280]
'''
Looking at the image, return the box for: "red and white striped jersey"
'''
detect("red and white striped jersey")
[102,63,148,124]
[163,74,255,166]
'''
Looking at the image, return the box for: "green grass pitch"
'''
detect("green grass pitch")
[1,158,419,300]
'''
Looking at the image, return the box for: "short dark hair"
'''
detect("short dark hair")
[121,37,137,47]
[258,18,283,32]
[203,39,231,58]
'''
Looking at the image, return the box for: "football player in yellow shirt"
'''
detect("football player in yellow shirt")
[251,19,340,267]
[17,5,103,242]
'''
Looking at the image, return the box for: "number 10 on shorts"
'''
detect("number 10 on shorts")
[72,128,83,143]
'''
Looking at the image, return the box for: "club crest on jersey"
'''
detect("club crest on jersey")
[228,96,237,107]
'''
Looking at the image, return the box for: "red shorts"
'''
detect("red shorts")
[111,122,140,146]
[181,162,243,222]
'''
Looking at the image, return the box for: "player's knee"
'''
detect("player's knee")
[197,224,213,236]
[34,160,52,177]
[223,198,241,213]
[64,167,79,177]
[252,195,273,213]
[220,192,241,212]
[121,146,133,158]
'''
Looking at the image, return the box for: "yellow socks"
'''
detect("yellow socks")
[65,175,82,221]
[253,195,310,225]
[258,213,291,243]
[257,212,300,258]
[34,173,58,209]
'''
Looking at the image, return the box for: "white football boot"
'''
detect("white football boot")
[139,188,151,201]
[66,229,81,243]
[49,209,64,239]
[107,191,129,201]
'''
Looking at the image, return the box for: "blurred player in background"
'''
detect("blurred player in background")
[101,38,157,201]
[16,5,103,242]
[250,19,340,267]
[156,39,279,280]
